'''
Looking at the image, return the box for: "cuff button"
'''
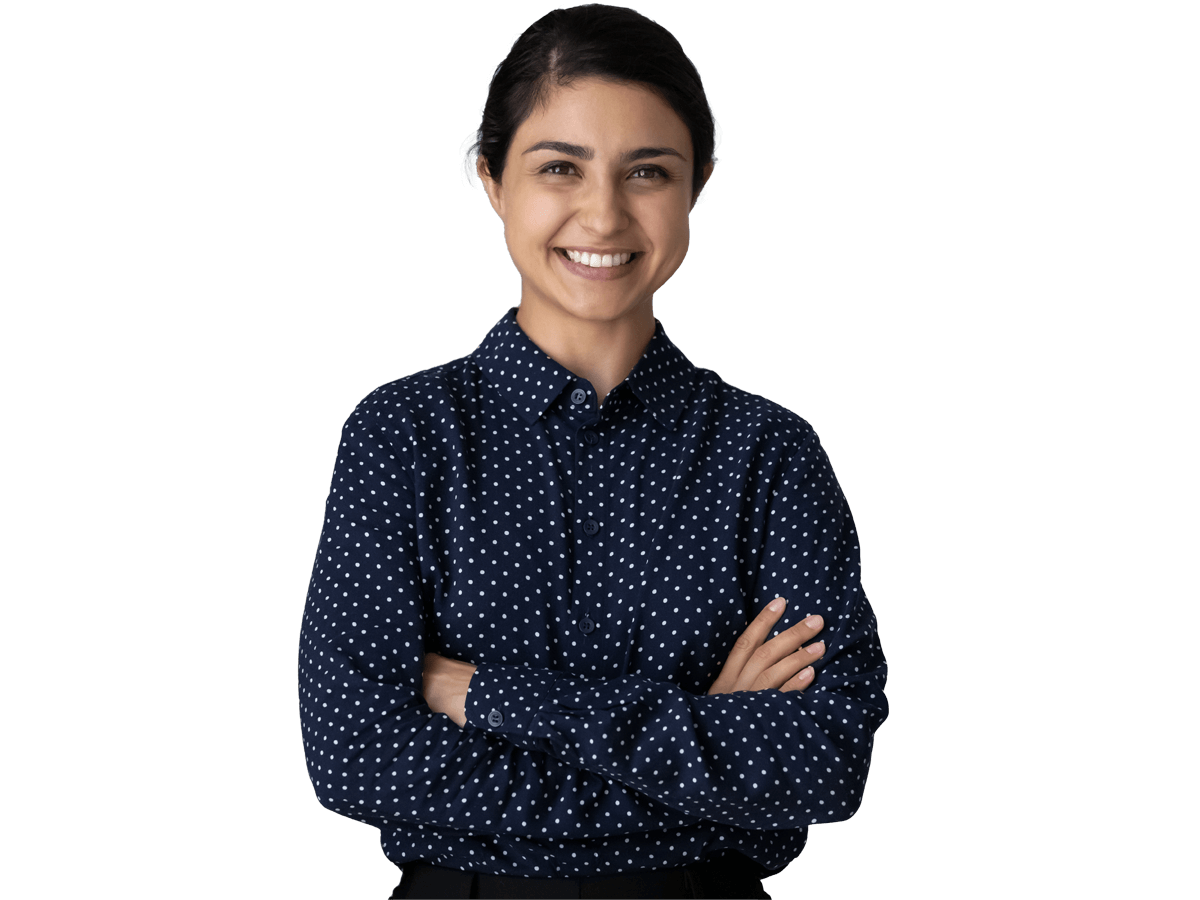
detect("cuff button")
[487,709,504,727]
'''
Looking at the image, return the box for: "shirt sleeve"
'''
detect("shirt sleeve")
[464,429,888,831]
[298,398,705,839]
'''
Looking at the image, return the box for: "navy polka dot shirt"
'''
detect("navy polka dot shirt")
[299,307,888,879]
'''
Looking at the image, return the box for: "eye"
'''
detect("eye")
[537,161,669,182]
[630,166,667,180]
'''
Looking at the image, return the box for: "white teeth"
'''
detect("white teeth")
[566,250,635,267]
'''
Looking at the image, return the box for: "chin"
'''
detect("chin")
[558,292,652,323]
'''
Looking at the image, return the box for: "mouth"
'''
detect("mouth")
[555,248,640,268]
[556,250,643,282]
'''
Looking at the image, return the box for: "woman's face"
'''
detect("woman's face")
[482,78,709,328]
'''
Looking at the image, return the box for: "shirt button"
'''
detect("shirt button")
[582,430,599,445]
[487,709,504,727]
[583,518,599,536]
[570,388,587,405]
[578,615,595,634]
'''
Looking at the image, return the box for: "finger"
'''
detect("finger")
[727,597,791,668]
[785,613,824,644]
[751,613,824,673]
[759,640,826,691]
[707,598,790,694]
[727,596,790,661]
[779,666,815,693]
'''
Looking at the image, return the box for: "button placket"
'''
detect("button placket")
[571,396,603,640]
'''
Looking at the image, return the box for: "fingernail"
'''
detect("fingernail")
[812,641,826,655]
[799,666,814,681]
[769,597,785,612]
[806,614,822,627]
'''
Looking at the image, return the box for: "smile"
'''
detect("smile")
[556,248,639,268]
[556,247,643,282]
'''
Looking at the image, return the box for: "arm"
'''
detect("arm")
[463,431,888,830]
[298,398,705,838]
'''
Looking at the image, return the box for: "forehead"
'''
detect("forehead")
[514,78,693,160]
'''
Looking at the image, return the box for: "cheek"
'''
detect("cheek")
[645,202,692,260]
[510,192,569,246]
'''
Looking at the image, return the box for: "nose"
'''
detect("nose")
[577,176,629,236]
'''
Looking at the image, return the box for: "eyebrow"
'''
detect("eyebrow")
[521,140,686,163]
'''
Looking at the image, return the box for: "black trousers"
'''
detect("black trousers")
[388,851,772,899]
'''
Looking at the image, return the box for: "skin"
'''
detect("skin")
[482,77,713,406]
[421,78,826,728]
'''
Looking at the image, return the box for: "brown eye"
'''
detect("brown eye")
[630,166,666,180]
[541,162,577,177]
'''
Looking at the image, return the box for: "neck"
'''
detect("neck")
[516,299,655,406]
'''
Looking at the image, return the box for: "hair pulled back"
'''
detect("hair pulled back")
[472,4,716,199]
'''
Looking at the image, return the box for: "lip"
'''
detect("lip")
[554,247,641,282]
[558,246,640,256]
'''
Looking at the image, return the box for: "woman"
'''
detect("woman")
[299,5,888,898]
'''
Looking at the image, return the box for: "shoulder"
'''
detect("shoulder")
[692,365,819,457]
[342,354,478,436]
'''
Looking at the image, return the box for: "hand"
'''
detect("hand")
[706,598,826,696]
[421,651,478,728]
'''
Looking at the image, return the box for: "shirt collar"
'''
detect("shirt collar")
[471,307,697,431]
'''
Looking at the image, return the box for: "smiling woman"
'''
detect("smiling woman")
[298,5,887,900]
[481,78,710,398]
[470,5,717,411]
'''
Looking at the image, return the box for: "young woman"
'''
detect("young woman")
[299,6,888,898]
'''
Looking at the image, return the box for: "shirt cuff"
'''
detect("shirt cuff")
[465,662,571,738]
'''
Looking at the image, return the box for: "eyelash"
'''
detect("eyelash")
[539,162,668,181]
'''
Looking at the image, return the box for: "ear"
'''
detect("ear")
[478,156,505,218]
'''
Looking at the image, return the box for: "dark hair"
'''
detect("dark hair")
[471,4,716,200]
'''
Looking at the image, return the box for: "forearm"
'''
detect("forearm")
[463,648,888,830]
[300,622,706,838]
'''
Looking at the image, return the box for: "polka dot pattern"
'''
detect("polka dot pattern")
[299,307,888,879]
